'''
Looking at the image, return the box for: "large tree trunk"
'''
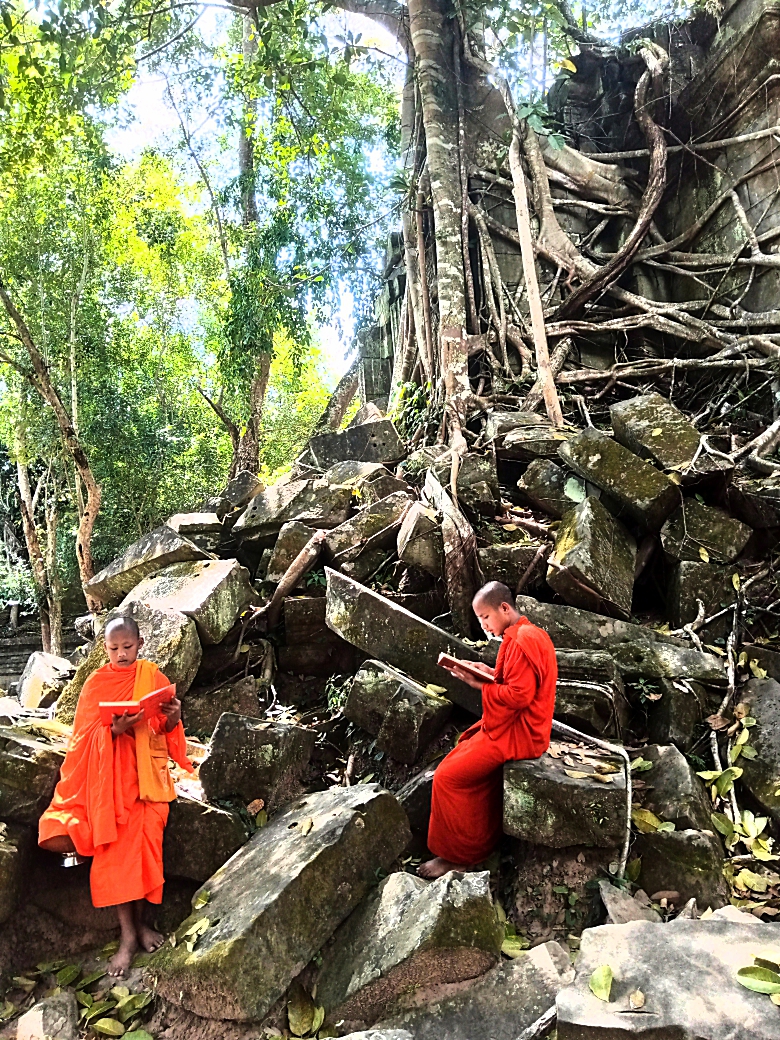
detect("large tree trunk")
[406,0,471,448]
[0,278,103,610]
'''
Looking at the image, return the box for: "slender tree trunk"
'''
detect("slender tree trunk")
[314,356,360,432]
[235,351,272,475]
[0,277,102,608]
[240,14,259,227]
[44,481,63,656]
[15,458,52,653]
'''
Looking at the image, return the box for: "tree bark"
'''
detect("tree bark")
[44,481,63,656]
[15,458,51,653]
[313,356,360,432]
[407,0,471,447]
[239,14,259,227]
[509,129,564,426]
[0,278,102,609]
[235,350,272,475]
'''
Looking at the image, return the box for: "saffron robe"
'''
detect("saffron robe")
[427,618,557,865]
[39,660,193,908]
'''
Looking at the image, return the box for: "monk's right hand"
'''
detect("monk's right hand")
[111,709,144,737]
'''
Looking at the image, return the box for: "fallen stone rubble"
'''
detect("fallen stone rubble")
[1,387,778,1040]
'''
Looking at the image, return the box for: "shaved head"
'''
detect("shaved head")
[105,616,141,641]
[473,581,514,610]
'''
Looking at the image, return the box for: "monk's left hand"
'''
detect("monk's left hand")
[160,697,182,732]
[449,665,488,690]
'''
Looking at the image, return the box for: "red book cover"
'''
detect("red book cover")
[99,683,176,726]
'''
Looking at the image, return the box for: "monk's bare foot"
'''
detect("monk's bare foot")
[417,856,469,879]
[137,924,164,953]
[108,934,138,977]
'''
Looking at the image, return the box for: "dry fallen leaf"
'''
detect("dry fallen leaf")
[707,714,730,731]
[300,817,314,836]
[564,769,590,779]
[247,799,265,816]
[629,989,645,1009]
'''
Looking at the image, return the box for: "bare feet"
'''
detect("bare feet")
[417,856,469,879]
[137,923,164,953]
[107,933,138,977]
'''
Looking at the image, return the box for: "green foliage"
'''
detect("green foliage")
[257,335,333,479]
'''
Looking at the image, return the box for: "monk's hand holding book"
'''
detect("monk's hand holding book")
[110,708,144,737]
[159,696,182,732]
[437,652,495,690]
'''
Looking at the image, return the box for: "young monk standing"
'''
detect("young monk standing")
[419,582,557,879]
[39,617,193,976]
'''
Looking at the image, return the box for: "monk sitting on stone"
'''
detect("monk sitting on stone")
[39,617,193,977]
[418,581,557,880]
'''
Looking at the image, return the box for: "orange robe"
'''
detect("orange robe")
[427,618,557,865]
[39,660,193,908]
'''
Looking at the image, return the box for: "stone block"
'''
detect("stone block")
[396,767,435,834]
[559,428,679,531]
[199,713,315,809]
[517,459,585,519]
[234,477,353,544]
[547,497,636,620]
[18,652,74,710]
[0,726,66,824]
[432,452,500,515]
[308,419,405,469]
[266,522,322,584]
[477,541,543,589]
[646,678,712,752]
[329,492,411,581]
[736,677,780,824]
[631,744,712,830]
[598,880,661,925]
[503,753,627,848]
[164,788,250,883]
[610,392,701,471]
[84,525,210,606]
[167,512,223,552]
[661,498,751,563]
[345,663,452,764]
[216,470,263,519]
[325,569,490,715]
[397,503,443,577]
[668,560,735,632]
[634,829,729,909]
[16,991,79,1040]
[558,915,780,1039]
[122,558,257,645]
[486,412,573,462]
[515,595,682,651]
[324,460,389,486]
[399,445,448,483]
[611,641,725,686]
[148,785,411,1021]
[726,474,780,529]
[341,1033,411,1040]
[56,602,203,724]
[318,870,503,1027]
[0,821,33,924]
[279,595,358,677]
[555,650,629,739]
[182,676,261,739]
[381,940,574,1040]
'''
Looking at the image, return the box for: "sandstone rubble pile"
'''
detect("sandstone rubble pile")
[0,396,779,1040]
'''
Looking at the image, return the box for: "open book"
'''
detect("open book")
[99,683,176,726]
[437,653,494,683]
